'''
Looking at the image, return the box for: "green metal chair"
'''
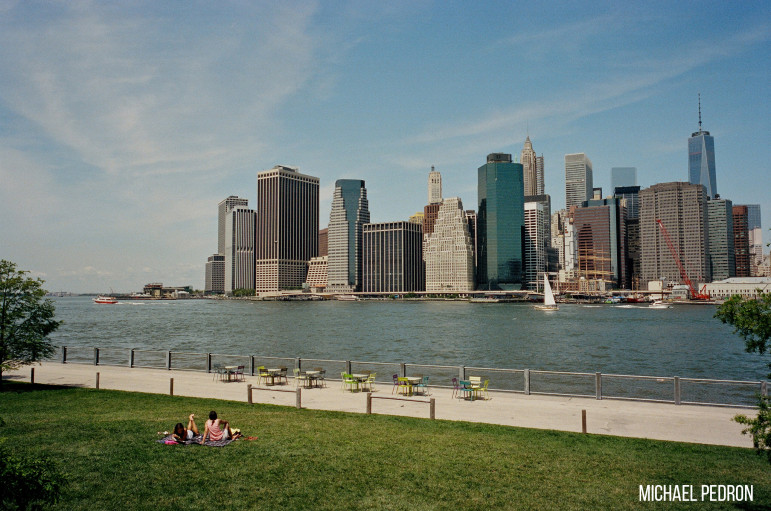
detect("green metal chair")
[474,379,490,400]
[294,368,309,388]
[397,377,412,396]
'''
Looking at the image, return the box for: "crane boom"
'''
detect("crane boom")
[655,219,710,300]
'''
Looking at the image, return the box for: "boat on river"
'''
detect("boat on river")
[534,275,559,311]
[649,300,672,309]
[93,295,118,304]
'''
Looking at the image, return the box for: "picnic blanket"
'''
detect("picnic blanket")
[157,434,234,447]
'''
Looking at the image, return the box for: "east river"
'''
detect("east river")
[50,296,765,383]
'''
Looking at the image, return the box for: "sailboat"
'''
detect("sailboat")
[534,274,559,311]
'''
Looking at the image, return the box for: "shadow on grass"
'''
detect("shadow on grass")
[0,380,85,393]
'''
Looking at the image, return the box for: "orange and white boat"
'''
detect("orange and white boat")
[93,295,118,304]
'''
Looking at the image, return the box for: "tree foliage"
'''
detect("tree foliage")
[715,292,771,375]
[0,260,60,386]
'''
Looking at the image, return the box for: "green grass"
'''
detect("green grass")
[1,381,770,510]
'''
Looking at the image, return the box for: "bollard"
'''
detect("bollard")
[170,378,174,396]
[96,372,100,389]
[296,387,302,409]
[166,351,172,370]
[62,346,67,364]
[129,348,135,368]
[367,393,372,414]
[430,398,435,420]
[247,384,252,404]
[582,410,587,433]
[30,367,35,384]
[94,347,99,366]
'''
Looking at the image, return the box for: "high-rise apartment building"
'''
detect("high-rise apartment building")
[255,165,319,293]
[565,153,593,209]
[573,198,627,288]
[611,167,637,192]
[707,198,736,281]
[327,179,370,293]
[688,96,717,198]
[205,254,225,294]
[733,205,750,277]
[478,153,525,290]
[428,166,442,205]
[521,136,544,196]
[524,201,549,289]
[425,198,475,292]
[362,221,424,293]
[218,196,249,255]
[224,206,256,294]
[640,182,710,285]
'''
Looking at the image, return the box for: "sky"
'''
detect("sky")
[1,1,769,293]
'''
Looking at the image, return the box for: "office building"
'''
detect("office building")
[688,96,717,198]
[611,167,637,192]
[565,153,593,209]
[255,165,319,293]
[362,221,424,293]
[224,206,256,294]
[614,186,640,220]
[733,205,750,277]
[327,179,370,293]
[743,205,763,275]
[615,186,641,287]
[521,136,544,196]
[423,203,440,238]
[573,198,627,288]
[409,212,424,225]
[318,228,328,257]
[477,153,525,290]
[428,166,442,205]
[524,201,549,289]
[707,198,736,281]
[304,256,328,292]
[465,210,477,269]
[204,254,225,294]
[218,196,249,256]
[425,198,475,292]
[640,182,710,286]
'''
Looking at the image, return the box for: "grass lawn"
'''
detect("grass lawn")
[1,381,770,510]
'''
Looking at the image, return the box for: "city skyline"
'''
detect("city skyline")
[1,2,769,292]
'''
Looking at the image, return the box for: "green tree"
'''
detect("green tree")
[0,440,65,510]
[0,260,60,390]
[715,291,771,461]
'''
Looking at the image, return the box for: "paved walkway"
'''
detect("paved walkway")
[6,362,753,448]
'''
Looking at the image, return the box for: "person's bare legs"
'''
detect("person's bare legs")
[187,414,199,435]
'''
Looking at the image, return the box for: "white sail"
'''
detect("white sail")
[543,274,556,306]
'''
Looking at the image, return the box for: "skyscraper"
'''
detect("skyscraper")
[565,153,593,209]
[523,201,549,289]
[573,198,627,288]
[707,198,735,281]
[218,196,249,256]
[255,165,319,293]
[327,179,370,293]
[425,197,475,292]
[733,205,750,277]
[428,166,442,205]
[224,206,256,294]
[745,204,763,275]
[205,254,225,294]
[640,182,710,285]
[477,153,524,290]
[688,95,717,198]
[611,167,637,192]
[521,136,544,196]
[362,221,424,293]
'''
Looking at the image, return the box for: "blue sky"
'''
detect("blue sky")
[1,1,769,293]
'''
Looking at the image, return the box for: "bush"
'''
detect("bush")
[0,442,65,510]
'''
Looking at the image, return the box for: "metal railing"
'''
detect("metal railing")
[57,346,765,408]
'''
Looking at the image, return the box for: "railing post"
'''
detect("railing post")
[459,366,465,382]
[129,349,135,368]
[295,387,302,409]
[296,357,302,372]
[250,356,254,376]
[62,346,67,364]
[94,347,99,366]
[400,362,406,377]
[762,381,767,398]
[247,384,252,404]
[674,376,681,405]
[524,369,531,395]
[346,361,352,374]
[207,353,212,373]
[595,372,602,400]
[367,393,372,414]
[430,398,435,420]
[166,351,172,370]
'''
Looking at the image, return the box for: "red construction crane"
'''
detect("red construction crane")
[655,219,711,300]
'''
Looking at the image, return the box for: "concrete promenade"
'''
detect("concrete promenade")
[6,362,753,448]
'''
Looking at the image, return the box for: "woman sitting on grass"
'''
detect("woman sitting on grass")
[201,410,241,443]
[172,414,199,443]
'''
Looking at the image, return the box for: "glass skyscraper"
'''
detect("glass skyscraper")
[565,153,593,209]
[327,179,370,292]
[688,99,717,198]
[611,167,637,192]
[477,153,524,290]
